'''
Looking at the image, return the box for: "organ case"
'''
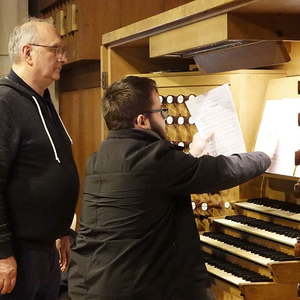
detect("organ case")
[101,1,300,299]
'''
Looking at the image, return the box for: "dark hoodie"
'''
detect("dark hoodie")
[0,70,79,258]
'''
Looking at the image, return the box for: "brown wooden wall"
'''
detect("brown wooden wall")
[59,87,102,215]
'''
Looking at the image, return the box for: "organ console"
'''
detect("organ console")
[202,194,300,300]
[102,4,300,296]
[159,89,300,299]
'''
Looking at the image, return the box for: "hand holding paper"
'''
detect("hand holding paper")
[189,131,214,158]
[185,84,246,157]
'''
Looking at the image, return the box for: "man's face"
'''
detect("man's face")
[30,23,67,84]
[148,91,167,139]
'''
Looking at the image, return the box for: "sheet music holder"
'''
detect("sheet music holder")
[255,98,300,177]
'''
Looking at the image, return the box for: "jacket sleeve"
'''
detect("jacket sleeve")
[0,98,20,258]
[163,149,271,195]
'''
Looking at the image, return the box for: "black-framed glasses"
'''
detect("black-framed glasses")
[143,108,168,120]
[29,43,67,57]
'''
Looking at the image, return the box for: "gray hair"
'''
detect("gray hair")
[8,17,53,64]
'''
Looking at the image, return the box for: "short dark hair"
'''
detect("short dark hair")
[103,76,158,130]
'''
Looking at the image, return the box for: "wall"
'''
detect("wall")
[0,1,60,108]
[0,0,28,75]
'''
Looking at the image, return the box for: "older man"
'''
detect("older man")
[0,18,79,299]
[69,76,271,300]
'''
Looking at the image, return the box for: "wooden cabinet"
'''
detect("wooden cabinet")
[59,87,102,214]
[40,0,119,63]
[35,0,194,64]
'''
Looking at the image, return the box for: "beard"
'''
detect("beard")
[149,118,167,140]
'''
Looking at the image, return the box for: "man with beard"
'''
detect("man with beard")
[69,76,271,300]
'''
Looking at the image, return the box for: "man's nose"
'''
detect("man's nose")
[58,54,67,64]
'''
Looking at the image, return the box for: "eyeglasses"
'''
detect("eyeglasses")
[29,43,67,57]
[143,108,168,120]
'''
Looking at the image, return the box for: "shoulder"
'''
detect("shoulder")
[0,84,22,106]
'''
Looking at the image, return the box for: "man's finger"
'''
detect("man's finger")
[9,276,16,293]
[1,278,12,294]
[0,278,4,291]
[60,249,67,271]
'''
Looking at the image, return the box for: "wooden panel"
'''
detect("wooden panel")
[235,0,300,13]
[269,261,300,283]
[100,46,109,141]
[211,277,243,300]
[280,42,300,76]
[103,0,300,47]
[229,72,285,151]
[43,0,186,63]
[102,0,255,46]
[59,87,102,215]
[264,75,300,100]
[59,60,100,92]
[150,11,298,59]
[163,0,194,11]
[240,282,298,300]
[120,0,163,27]
[228,13,300,40]
[107,47,191,85]
[74,0,119,61]
[150,14,229,57]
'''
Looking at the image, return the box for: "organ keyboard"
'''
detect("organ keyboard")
[200,197,300,300]
[213,216,298,246]
[200,232,295,266]
[235,198,300,222]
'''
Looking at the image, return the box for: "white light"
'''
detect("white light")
[166,116,173,125]
[177,95,184,103]
[188,94,196,101]
[188,116,195,125]
[201,202,208,211]
[177,117,185,125]
[224,201,230,209]
[167,96,173,104]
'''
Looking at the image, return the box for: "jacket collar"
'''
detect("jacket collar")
[108,128,163,142]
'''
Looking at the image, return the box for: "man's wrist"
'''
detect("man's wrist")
[0,242,13,259]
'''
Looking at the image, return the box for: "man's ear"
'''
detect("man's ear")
[134,114,150,129]
[22,45,33,66]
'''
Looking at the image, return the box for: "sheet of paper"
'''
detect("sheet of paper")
[255,98,300,177]
[185,84,246,156]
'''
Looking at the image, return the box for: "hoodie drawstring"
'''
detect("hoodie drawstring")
[57,113,73,144]
[32,96,61,163]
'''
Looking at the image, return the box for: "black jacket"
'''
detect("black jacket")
[69,129,270,300]
[0,71,79,258]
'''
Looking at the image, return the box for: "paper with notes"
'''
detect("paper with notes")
[185,84,246,156]
[255,98,300,177]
